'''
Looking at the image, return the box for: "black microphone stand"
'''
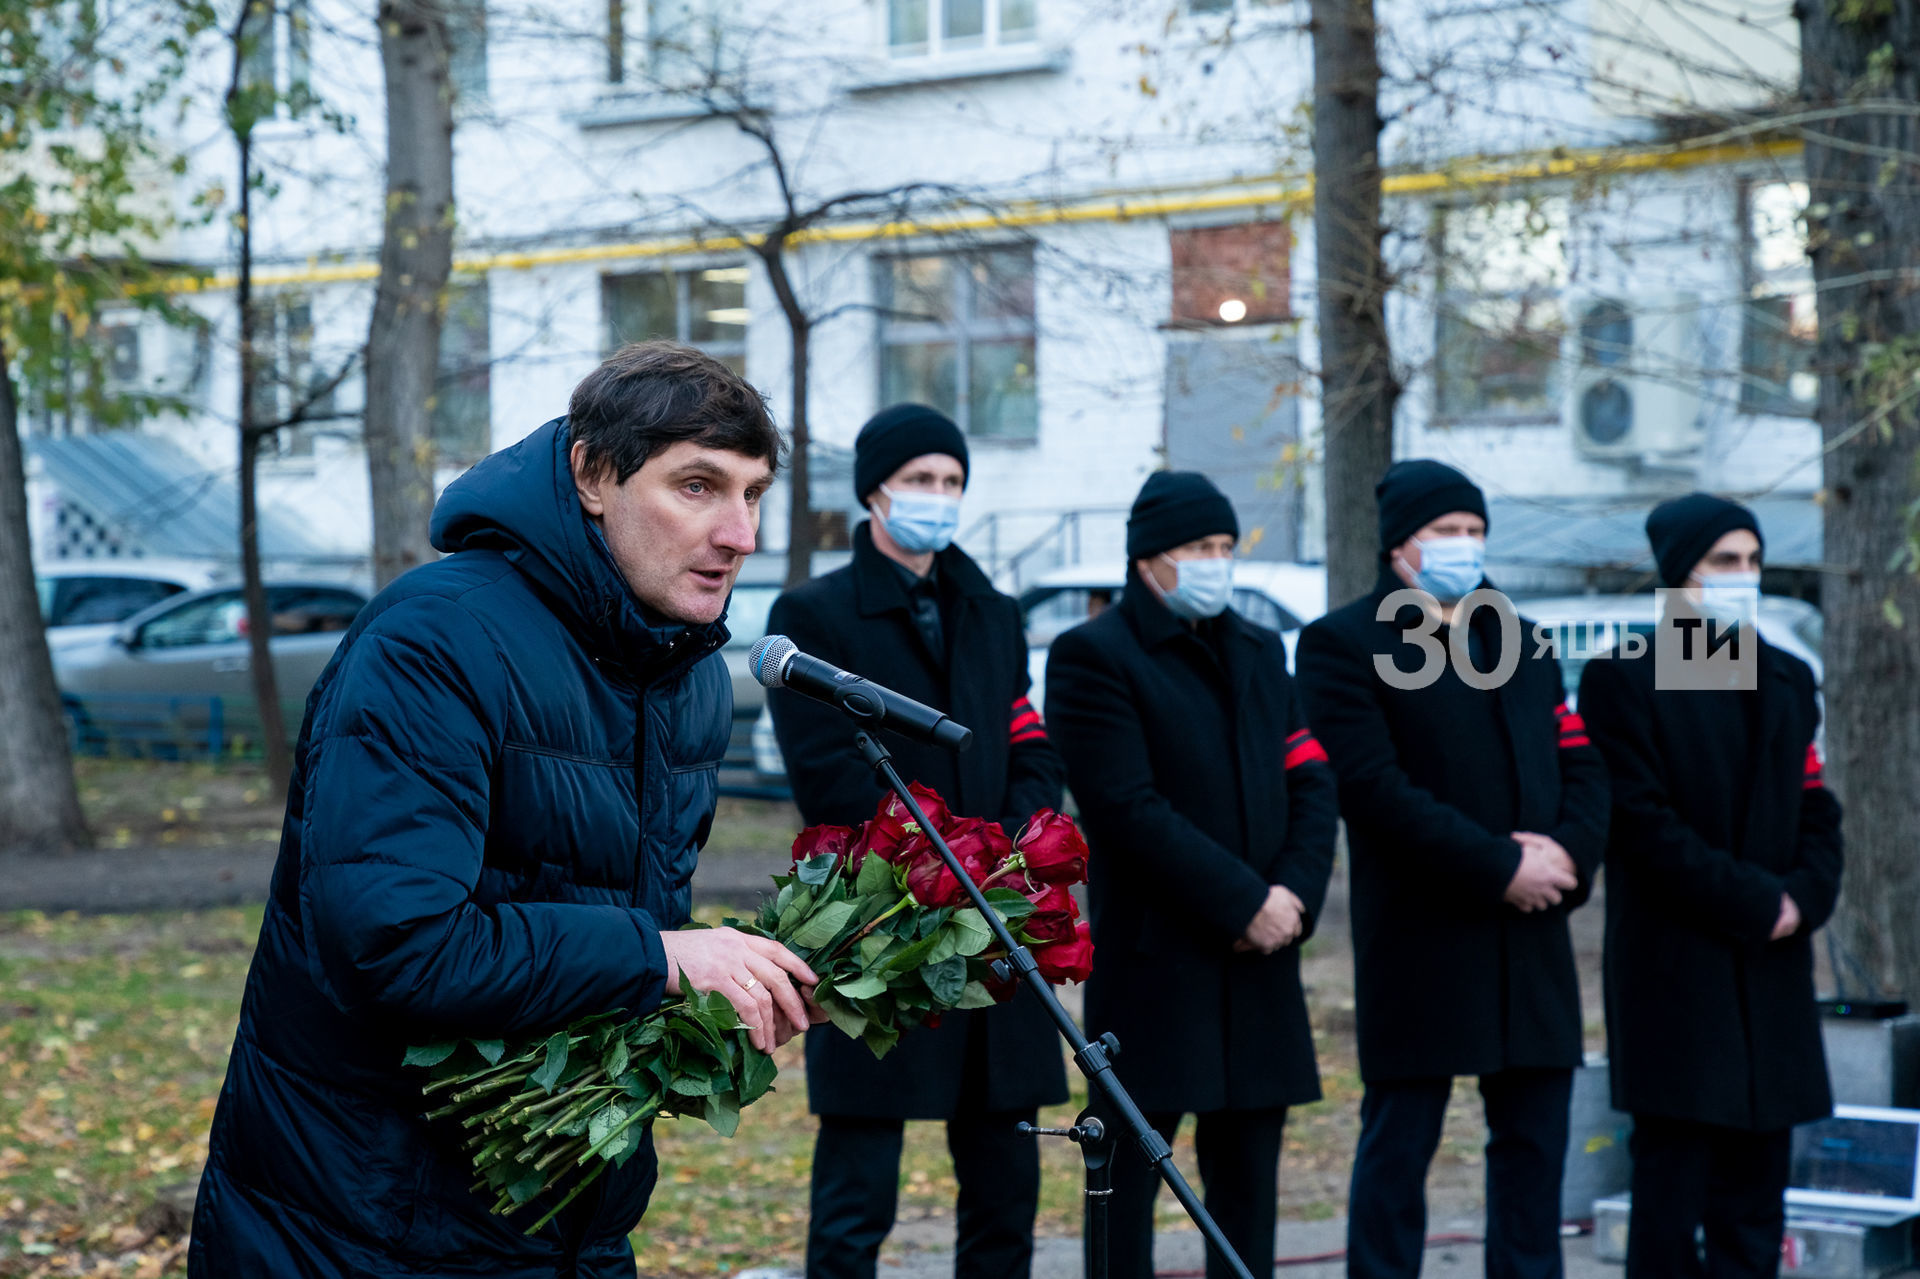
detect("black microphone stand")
[844,721,1257,1279]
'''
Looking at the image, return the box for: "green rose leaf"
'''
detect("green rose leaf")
[588,1100,633,1152]
[506,1169,547,1205]
[402,1040,458,1069]
[705,1089,742,1138]
[529,1032,570,1093]
[796,853,839,888]
[834,973,888,1001]
[949,909,995,957]
[861,1022,902,1059]
[606,1120,644,1166]
[821,996,869,1041]
[604,1038,630,1081]
[985,887,1036,922]
[670,1073,714,1098]
[789,900,857,949]
[858,933,895,967]
[922,953,968,1006]
[856,853,896,896]
[926,928,959,967]
[468,1038,506,1066]
[882,933,939,975]
[956,980,999,1009]
[741,1048,778,1104]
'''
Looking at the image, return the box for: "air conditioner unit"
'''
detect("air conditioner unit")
[1567,293,1703,458]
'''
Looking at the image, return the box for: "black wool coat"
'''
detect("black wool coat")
[1295,570,1611,1083]
[767,522,1069,1119]
[1044,576,1339,1114]
[1579,638,1842,1132]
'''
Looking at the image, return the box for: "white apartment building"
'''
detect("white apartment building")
[27,0,1827,597]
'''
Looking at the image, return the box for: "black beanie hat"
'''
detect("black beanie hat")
[1646,493,1763,587]
[854,403,969,505]
[1376,459,1488,552]
[1127,471,1239,560]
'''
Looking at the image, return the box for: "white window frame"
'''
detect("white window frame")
[601,261,750,371]
[884,0,1039,59]
[876,246,1039,442]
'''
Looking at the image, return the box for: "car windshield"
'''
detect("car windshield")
[140,593,247,648]
[1024,587,1117,646]
[52,576,186,626]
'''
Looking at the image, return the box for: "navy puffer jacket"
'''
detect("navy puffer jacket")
[189,419,731,1278]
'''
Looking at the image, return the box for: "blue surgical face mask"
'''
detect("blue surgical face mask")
[1156,554,1234,620]
[1412,535,1485,602]
[878,485,961,555]
[1692,570,1760,628]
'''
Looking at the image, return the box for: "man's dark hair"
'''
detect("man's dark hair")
[569,341,782,482]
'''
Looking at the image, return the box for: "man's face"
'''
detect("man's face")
[869,452,966,518]
[1690,528,1762,582]
[1394,511,1487,573]
[1137,532,1236,593]
[570,439,773,626]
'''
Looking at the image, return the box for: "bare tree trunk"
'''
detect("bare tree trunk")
[1311,0,1398,609]
[761,240,816,588]
[365,0,455,590]
[235,122,293,799]
[1799,0,1920,1002]
[0,339,89,853]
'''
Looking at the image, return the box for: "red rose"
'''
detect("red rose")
[1015,811,1089,885]
[1022,881,1079,945]
[904,844,965,908]
[944,816,1011,884]
[1032,921,1094,985]
[791,823,861,871]
[868,783,952,863]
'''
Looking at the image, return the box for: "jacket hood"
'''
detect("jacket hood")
[429,417,729,666]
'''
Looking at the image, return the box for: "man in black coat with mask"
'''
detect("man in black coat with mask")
[1579,494,1843,1279]
[1295,460,1611,1279]
[1045,471,1340,1279]
[766,403,1069,1279]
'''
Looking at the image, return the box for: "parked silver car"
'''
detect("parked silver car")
[35,559,224,655]
[54,581,367,751]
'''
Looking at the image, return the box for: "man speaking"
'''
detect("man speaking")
[767,403,1068,1279]
[189,343,818,1278]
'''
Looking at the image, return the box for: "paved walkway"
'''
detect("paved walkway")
[729,1216,1626,1279]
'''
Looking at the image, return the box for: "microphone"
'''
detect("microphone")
[749,635,973,752]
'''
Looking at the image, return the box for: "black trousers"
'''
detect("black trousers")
[804,1108,1040,1279]
[1347,1068,1572,1279]
[1626,1116,1790,1279]
[1093,1106,1288,1279]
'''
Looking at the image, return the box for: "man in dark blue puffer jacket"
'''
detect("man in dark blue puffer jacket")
[189,342,820,1278]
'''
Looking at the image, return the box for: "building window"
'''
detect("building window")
[449,0,487,103]
[1171,222,1292,327]
[238,0,314,117]
[887,0,1037,57]
[254,296,324,453]
[1434,195,1568,420]
[602,264,749,372]
[1741,180,1816,416]
[434,279,492,463]
[878,247,1038,442]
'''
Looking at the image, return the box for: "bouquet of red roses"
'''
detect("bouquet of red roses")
[768,782,1093,1056]
[408,786,1091,1233]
